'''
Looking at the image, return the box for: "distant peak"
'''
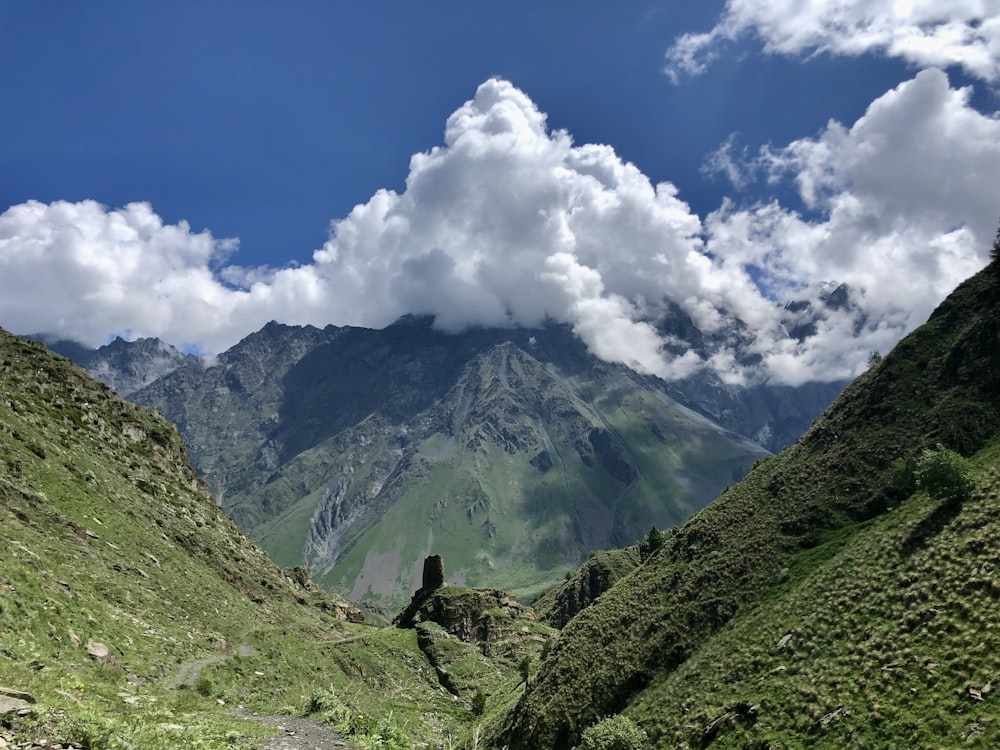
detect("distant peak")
[387,314,436,328]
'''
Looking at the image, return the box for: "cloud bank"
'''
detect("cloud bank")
[0,73,995,385]
[666,0,1000,83]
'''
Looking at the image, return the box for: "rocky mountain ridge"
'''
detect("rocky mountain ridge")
[39,314,846,608]
[128,320,788,607]
[32,333,199,397]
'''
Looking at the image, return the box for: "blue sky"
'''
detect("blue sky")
[1,1,998,384]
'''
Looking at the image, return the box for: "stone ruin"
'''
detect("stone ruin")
[421,554,445,591]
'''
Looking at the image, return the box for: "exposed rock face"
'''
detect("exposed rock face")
[534,547,642,629]
[34,335,199,397]
[396,585,532,645]
[422,554,445,591]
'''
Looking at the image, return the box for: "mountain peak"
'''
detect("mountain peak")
[387,313,436,328]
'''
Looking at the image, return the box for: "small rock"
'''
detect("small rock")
[67,628,81,646]
[776,633,792,650]
[11,541,39,559]
[0,687,35,703]
[0,697,30,717]
[86,642,110,660]
[818,707,845,728]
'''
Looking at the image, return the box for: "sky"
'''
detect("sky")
[1,1,998,385]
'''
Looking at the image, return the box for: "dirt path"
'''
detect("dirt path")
[242,712,352,749]
[165,642,258,689]
[166,639,356,747]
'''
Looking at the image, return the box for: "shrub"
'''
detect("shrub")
[193,675,214,697]
[541,638,554,661]
[304,687,350,726]
[640,525,665,562]
[519,655,533,686]
[915,446,975,505]
[471,687,486,717]
[578,714,649,750]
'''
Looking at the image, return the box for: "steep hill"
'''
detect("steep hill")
[0,328,514,749]
[131,320,790,608]
[489,263,1000,748]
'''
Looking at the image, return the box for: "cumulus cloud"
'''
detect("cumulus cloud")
[704,68,996,383]
[666,0,1000,83]
[0,74,995,385]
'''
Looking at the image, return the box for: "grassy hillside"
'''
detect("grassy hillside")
[489,264,1000,748]
[532,546,642,628]
[0,329,523,749]
[628,438,1000,748]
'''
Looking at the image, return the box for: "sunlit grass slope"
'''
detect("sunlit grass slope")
[491,263,1000,749]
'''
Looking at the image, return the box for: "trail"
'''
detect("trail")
[241,711,352,750]
[165,634,368,748]
[164,642,257,689]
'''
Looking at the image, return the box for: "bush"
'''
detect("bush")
[304,687,350,726]
[541,638,554,661]
[915,446,975,505]
[640,525,665,562]
[471,687,486,717]
[578,714,649,750]
[193,675,214,697]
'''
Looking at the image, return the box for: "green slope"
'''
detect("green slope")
[628,439,1000,748]
[0,329,519,749]
[489,263,1000,749]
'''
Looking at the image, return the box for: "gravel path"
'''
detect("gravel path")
[247,713,352,750]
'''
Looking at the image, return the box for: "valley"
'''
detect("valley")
[54,317,842,609]
[1,259,998,749]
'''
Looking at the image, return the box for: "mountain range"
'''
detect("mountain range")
[41,311,845,608]
[1,259,998,748]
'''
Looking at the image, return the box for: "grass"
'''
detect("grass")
[0,329,519,749]
[628,438,1000,748]
[488,265,1000,749]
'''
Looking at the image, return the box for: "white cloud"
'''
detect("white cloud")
[704,68,996,383]
[0,74,995,386]
[667,0,1000,83]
